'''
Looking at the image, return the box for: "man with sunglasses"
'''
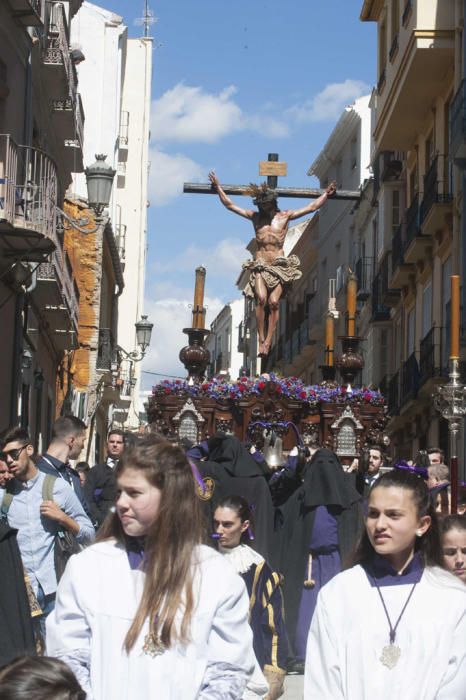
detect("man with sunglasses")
[0,427,94,637]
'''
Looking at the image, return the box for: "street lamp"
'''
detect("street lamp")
[118,315,154,362]
[57,154,116,234]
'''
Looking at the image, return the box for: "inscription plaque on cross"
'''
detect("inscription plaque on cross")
[183,152,361,201]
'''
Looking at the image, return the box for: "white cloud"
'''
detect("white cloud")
[155,237,247,278]
[140,294,224,387]
[148,147,204,206]
[151,83,289,144]
[151,83,243,144]
[287,79,370,123]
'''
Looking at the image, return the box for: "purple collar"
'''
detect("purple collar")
[363,552,424,587]
[126,538,145,570]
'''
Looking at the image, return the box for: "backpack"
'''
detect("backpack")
[1,474,80,581]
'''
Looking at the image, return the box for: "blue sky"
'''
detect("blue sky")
[95,1,377,384]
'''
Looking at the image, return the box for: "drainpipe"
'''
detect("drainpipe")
[10,292,25,425]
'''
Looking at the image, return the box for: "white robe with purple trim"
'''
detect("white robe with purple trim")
[46,541,266,700]
[305,565,466,699]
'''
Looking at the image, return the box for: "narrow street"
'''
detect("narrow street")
[284,674,303,699]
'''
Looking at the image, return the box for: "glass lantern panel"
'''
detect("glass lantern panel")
[179,412,198,443]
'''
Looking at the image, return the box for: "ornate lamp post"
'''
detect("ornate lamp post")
[434,275,466,513]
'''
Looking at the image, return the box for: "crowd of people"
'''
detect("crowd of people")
[0,418,465,699]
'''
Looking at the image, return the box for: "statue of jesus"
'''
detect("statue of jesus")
[208,171,336,357]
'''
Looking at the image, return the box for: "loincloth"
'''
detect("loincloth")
[242,254,302,300]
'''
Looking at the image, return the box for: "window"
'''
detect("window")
[379,20,387,77]
[422,282,432,339]
[425,131,435,172]
[407,307,415,357]
[391,0,400,41]
[392,190,401,234]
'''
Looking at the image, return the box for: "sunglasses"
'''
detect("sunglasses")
[0,445,28,462]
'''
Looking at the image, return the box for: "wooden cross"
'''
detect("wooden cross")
[183,152,361,201]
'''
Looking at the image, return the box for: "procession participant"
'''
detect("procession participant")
[440,514,466,584]
[214,496,288,700]
[192,433,275,562]
[46,435,258,700]
[304,470,466,699]
[208,171,336,356]
[0,657,85,700]
[276,448,362,672]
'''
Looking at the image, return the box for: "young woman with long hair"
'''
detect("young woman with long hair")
[304,469,466,699]
[440,514,466,584]
[46,435,258,699]
[214,496,288,700]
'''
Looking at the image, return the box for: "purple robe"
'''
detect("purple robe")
[295,505,341,660]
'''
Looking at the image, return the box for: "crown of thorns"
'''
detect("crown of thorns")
[246,182,278,204]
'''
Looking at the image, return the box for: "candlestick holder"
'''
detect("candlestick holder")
[336,336,364,390]
[434,358,466,513]
[179,327,210,383]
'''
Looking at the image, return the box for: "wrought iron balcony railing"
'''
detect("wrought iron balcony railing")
[419,326,443,386]
[400,352,420,406]
[404,193,420,250]
[420,155,452,224]
[371,269,391,322]
[43,2,77,97]
[0,134,58,249]
[355,256,374,301]
[97,329,117,370]
[391,222,405,273]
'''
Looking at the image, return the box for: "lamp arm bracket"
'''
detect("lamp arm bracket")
[56,206,101,234]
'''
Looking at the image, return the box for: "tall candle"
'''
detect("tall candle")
[347,271,357,337]
[450,275,460,360]
[325,312,334,367]
[192,266,206,329]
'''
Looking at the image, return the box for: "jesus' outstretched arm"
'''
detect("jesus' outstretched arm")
[208,171,254,220]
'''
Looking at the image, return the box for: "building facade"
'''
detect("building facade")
[359,0,460,462]
[206,299,244,380]
[0,0,84,449]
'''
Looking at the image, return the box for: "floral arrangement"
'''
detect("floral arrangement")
[152,373,385,406]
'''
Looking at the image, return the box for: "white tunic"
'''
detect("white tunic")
[46,540,259,700]
[304,565,466,700]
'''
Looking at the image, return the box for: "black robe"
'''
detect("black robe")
[0,522,36,667]
[275,448,363,655]
[192,433,276,561]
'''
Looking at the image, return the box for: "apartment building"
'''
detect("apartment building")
[359,0,458,459]
[206,299,244,380]
[69,3,152,454]
[0,0,84,448]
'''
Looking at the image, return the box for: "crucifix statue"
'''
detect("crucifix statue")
[184,154,360,358]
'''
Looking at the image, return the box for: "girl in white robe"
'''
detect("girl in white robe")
[304,469,466,700]
[46,435,261,700]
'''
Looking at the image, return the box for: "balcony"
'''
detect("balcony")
[0,134,59,260]
[390,222,414,288]
[33,248,78,349]
[371,269,391,323]
[419,155,452,237]
[9,0,44,25]
[374,3,454,150]
[42,2,77,99]
[355,256,373,302]
[403,193,431,264]
[97,329,117,371]
[380,253,401,307]
[52,93,85,172]
[400,352,419,407]
[418,326,444,395]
